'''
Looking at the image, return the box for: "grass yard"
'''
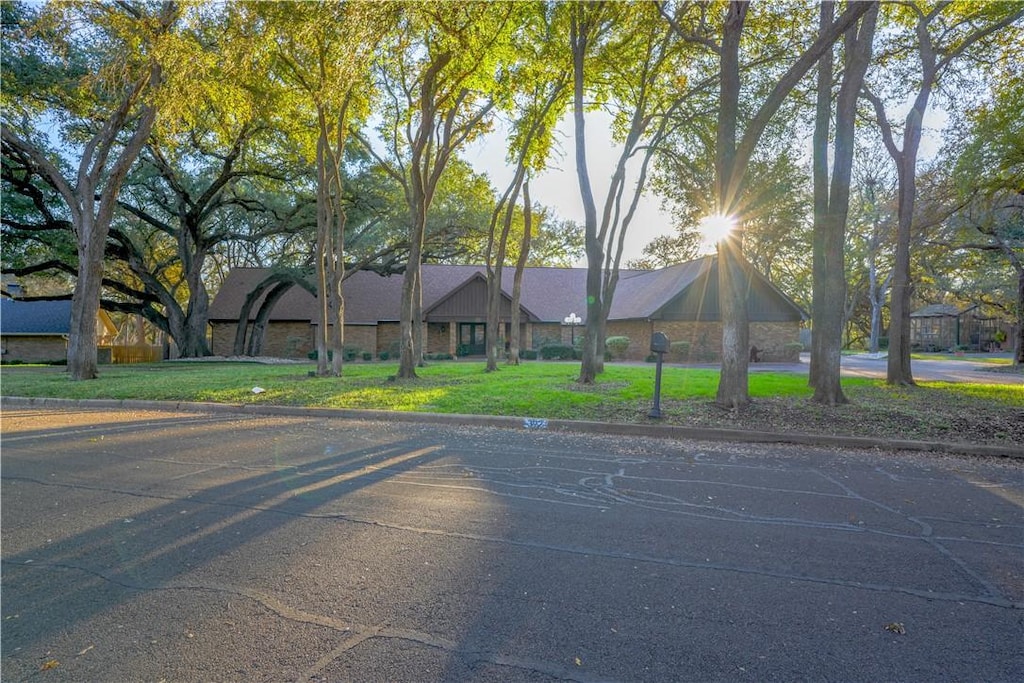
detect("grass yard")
[2,359,1021,447]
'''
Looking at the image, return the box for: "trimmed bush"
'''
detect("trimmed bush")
[520,349,538,360]
[783,342,804,360]
[425,352,454,361]
[669,341,691,360]
[605,336,631,359]
[645,353,658,363]
[362,352,373,361]
[540,344,574,360]
[378,351,390,361]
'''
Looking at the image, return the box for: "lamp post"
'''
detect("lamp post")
[562,312,582,346]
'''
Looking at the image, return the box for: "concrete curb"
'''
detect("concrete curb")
[3,395,1022,459]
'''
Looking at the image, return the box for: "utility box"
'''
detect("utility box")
[650,332,670,354]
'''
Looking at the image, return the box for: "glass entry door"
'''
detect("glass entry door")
[458,323,486,356]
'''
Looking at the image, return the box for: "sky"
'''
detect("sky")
[463,110,676,267]
[464,104,951,269]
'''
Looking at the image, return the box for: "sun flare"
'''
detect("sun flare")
[698,214,736,247]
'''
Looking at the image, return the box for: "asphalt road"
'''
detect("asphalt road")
[2,407,1022,682]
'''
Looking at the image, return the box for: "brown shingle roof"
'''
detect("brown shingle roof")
[208,257,787,325]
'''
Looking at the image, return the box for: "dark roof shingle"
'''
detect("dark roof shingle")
[0,298,73,335]
[207,257,795,325]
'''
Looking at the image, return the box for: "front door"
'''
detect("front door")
[458,323,486,356]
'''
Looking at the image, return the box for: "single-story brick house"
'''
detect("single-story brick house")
[207,256,807,362]
[0,297,118,363]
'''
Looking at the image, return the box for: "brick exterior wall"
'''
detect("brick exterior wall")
[344,326,377,356]
[1,335,67,363]
[531,323,563,348]
[211,322,384,359]
[426,323,451,355]
[605,320,801,361]
[257,322,315,358]
[209,318,802,362]
[376,322,401,357]
[210,323,239,356]
[749,322,803,361]
[210,321,312,358]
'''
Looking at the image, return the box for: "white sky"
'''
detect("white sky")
[463,110,675,267]
[464,104,950,269]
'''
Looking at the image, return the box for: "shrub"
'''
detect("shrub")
[645,353,658,363]
[425,352,454,361]
[520,349,538,360]
[455,344,471,357]
[362,352,372,361]
[343,346,360,362]
[378,351,390,361]
[783,342,804,360]
[605,336,631,359]
[669,341,691,360]
[540,344,574,360]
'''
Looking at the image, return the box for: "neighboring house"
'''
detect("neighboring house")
[208,256,807,362]
[910,304,1009,352]
[0,297,118,363]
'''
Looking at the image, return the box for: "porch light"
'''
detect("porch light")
[562,312,583,345]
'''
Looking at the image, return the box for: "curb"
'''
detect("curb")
[3,395,1022,459]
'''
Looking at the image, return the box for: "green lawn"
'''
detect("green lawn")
[2,358,1020,415]
[1,360,857,418]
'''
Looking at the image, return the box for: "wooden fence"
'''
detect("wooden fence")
[106,344,163,364]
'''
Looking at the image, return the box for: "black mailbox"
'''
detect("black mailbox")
[650,332,670,354]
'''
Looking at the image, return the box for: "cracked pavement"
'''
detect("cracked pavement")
[2,407,1022,682]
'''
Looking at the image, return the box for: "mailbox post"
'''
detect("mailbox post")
[649,332,669,418]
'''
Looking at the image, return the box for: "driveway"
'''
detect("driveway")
[2,406,1021,682]
[748,353,1022,384]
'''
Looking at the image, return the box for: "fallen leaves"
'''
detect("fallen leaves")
[884,622,907,635]
[40,659,59,671]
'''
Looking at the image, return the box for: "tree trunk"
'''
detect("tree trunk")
[398,261,420,378]
[809,1,833,390]
[886,157,918,385]
[67,211,104,379]
[1014,265,1024,365]
[810,1,876,406]
[868,266,890,354]
[571,6,602,385]
[180,249,212,358]
[708,0,871,407]
[247,282,292,356]
[486,167,524,372]
[716,238,750,408]
[508,180,533,366]
[714,1,749,409]
[232,276,304,356]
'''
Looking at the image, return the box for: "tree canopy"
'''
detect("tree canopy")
[2,0,1021,384]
